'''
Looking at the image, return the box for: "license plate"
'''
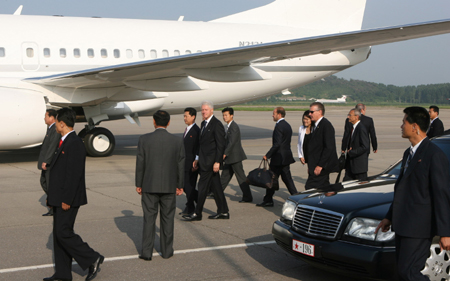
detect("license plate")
[292,239,315,257]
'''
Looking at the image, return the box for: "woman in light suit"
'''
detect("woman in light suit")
[297,110,314,165]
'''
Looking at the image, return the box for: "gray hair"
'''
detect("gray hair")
[201,100,214,110]
[356,103,366,111]
[353,108,361,118]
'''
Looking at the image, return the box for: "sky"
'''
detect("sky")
[0,0,449,86]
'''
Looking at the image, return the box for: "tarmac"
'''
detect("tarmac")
[1,106,447,281]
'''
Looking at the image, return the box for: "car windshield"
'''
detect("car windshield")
[377,137,450,180]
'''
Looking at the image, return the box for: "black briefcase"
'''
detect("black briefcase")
[246,159,279,190]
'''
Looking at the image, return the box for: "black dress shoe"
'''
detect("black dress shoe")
[182,213,202,221]
[42,211,53,216]
[208,213,230,219]
[206,192,214,199]
[239,199,253,203]
[86,255,104,281]
[139,255,152,261]
[256,202,274,207]
[43,276,72,281]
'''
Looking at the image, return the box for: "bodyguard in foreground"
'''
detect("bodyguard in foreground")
[45,108,104,281]
[376,106,450,281]
[135,110,185,260]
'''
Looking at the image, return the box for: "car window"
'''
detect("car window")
[378,137,450,180]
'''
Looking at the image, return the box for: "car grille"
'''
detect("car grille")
[292,205,344,239]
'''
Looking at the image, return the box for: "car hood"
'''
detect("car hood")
[289,179,395,215]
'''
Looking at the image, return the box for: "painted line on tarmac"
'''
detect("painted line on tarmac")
[0,240,276,274]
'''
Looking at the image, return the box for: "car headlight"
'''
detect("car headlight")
[281,200,297,221]
[345,217,395,242]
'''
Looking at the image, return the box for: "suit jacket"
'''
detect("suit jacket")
[184,124,200,172]
[427,118,444,138]
[198,115,226,171]
[308,117,338,173]
[224,121,247,164]
[136,128,185,193]
[47,132,87,207]
[37,124,60,170]
[266,119,295,166]
[346,122,369,174]
[385,138,450,238]
[341,115,377,153]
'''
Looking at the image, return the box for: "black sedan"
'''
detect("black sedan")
[272,135,450,281]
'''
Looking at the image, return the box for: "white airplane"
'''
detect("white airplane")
[1,0,450,157]
[315,95,348,104]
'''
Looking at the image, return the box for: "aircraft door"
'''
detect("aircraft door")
[21,42,40,71]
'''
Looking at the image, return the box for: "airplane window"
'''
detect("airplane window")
[114,49,120,58]
[126,49,133,58]
[185,50,191,55]
[150,49,157,58]
[74,48,80,58]
[0,47,4,57]
[138,49,145,59]
[162,50,169,57]
[174,50,180,56]
[88,48,94,58]
[26,48,34,58]
[101,49,107,58]
[60,48,66,58]
[43,48,50,58]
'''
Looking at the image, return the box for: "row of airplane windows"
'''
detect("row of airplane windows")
[0,47,203,59]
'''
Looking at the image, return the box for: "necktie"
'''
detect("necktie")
[183,127,187,138]
[201,121,206,135]
[58,139,63,148]
[405,148,413,170]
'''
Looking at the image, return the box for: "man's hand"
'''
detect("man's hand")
[375,218,391,233]
[62,202,70,211]
[223,154,226,160]
[213,162,220,173]
[42,162,47,170]
[176,188,183,196]
[263,155,267,161]
[136,187,142,195]
[439,237,450,251]
[374,150,378,153]
[314,166,323,176]
[193,160,198,170]
[300,158,306,165]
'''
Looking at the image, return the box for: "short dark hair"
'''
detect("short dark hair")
[46,109,57,118]
[310,102,325,115]
[153,110,170,126]
[56,107,76,128]
[429,105,439,114]
[403,106,430,133]
[222,107,234,115]
[302,110,311,119]
[275,107,286,118]
[184,107,197,119]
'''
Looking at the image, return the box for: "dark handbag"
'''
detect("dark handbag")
[246,159,279,190]
[335,153,346,184]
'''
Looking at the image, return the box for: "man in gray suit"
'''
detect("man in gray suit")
[37,109,60,216]
[135,110,185,260]
[220,107,253,203]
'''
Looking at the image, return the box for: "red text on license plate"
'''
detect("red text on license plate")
[292,239,314,257]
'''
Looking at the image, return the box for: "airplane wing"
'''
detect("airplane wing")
[25,19,450,89]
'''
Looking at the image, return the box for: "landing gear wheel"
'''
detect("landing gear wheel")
[421,243,450,281]
[84,127,115,157]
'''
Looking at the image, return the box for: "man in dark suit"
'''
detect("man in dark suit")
[427,105,444,138]
[257,107,297,207]
[180,107,200,216]
[306,102,338,190]
[45,108,103,281]
[38,109,60,216]
[136,110,185,260]
[376,106,450,281]
[342,108,369,181]
[341,103,378,154]
[220,107,253,203]
[184,101,229,220]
